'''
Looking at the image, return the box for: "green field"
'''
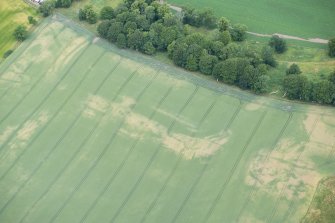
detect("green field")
[0,16,335,223]
[0,0,38,59]
[168,0,335,39]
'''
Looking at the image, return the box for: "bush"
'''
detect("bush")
[230,24,247,42]
[100,6,115,20]
[28,16,37,25]
[328,38,335,57]
[13,25,28,41]
[262,46,277,67]
[39,0,55,17]
[286,63,301,75]
[79,5,98,24]
[269,35,287,54]
[3,50,13,59]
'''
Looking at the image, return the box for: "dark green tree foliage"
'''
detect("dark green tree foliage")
[182,7,216,29]
[100,6,115,20]
[262,46,277,67]
[269,35,287,53]
[217,17,229,32]
[311,80,335,104]
[3,50,13,59]
[97,20,112,38]
[329,38,335,57]
[143,41,155,55]
[107,22,123,42]
[286,63,301,75]
[79,5,98,24]
[199,52,218,75]
[329,70,335,85]
[39,0,55,17]
[28,16,37,25]
[217,30,231,45]
[229,24,247,41]
[127,29,145,50]
[13,25,28,41]
[283,75,308,100]
[55,0,72,8]
[116,33,127,48]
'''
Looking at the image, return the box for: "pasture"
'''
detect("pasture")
[0,0,38,58]
[168,0,335,39]
[0,16,334,223]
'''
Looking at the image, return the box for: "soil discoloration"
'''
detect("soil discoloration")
[246,138,320,200]
[0,126,17,144]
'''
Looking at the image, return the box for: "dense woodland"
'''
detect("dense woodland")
[14,0,335,105]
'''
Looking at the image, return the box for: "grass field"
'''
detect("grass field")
[0,16,335,223]
[168,0,335,39]
[0,0,38,59]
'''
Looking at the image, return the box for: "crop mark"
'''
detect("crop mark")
[168,99,218,223]
[235,112,293,222]
[266,115,320,223]
[0,40,91,153]
[203,111,267,223]
[0,50,108,215]
[0,22,51,77]
[0,52,117,181]
[140,100,242,223]
[110,87,212,223]
[79,86,174,223]
[47,68,161,223]
[17,62,139,223]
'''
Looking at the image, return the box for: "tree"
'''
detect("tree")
[311,80,335,104]
[116,33,127,48]
[230,24,247,41]
[185,54,198,71]
[217,17,229,32]
[100,6,115,20]
[39,0,55,17]
[328,38,335,57]
[283,75,308,100]
[145,5,156,23]
[262,46,277,67]
[329,70,335,85]
[127,29,144,50]
[217,30,231,45]
[286,63,301,75]
[97,20,112,38]
[199,9,217,29]
[79,5,98,24]
[269,35,287,53]
[143,41,155,55]
[13,25,28,41]
[28,16,37,25]
[55,0,72,8]
[107,22,123,42]
[212,58,249,84]
[199,52,218,75]
[252,75,269,94]
[3,50,13,59]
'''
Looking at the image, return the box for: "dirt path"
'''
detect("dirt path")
[162,1,329,44]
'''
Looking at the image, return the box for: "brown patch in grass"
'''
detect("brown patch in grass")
[246,138,321,200]
[0,126,17,144]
